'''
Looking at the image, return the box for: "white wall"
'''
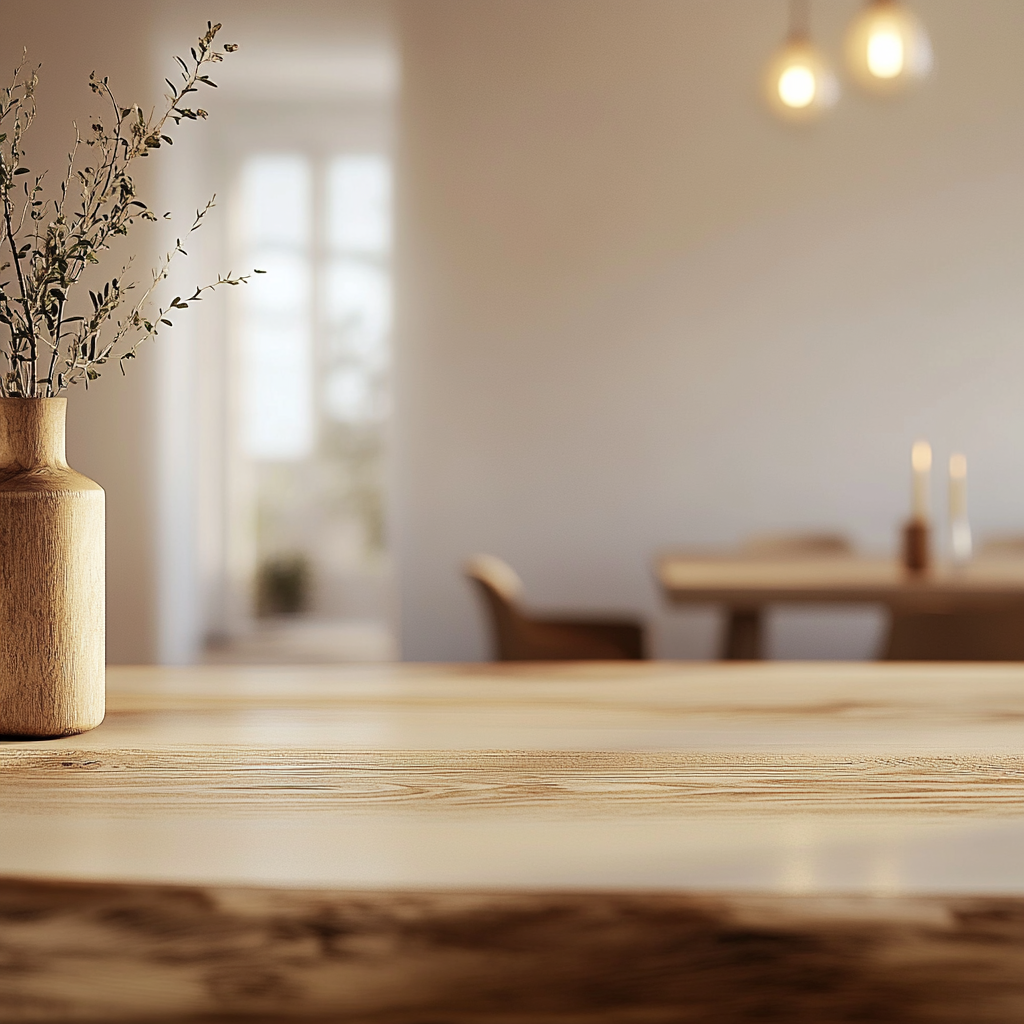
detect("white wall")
[12,2,1024,665]
[393,0,1024,660]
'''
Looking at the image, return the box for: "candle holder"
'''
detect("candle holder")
[902,518,930,575]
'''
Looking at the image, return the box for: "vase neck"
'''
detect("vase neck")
[0,399,68,470]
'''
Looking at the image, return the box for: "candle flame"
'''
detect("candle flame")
[911,440,932,472]
[949,453,967,479]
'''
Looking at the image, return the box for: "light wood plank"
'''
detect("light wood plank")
[3,663,1024,1020]
[1,663,1023,894]
[3,748,1024,816]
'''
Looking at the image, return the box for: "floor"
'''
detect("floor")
[204,617,397,664]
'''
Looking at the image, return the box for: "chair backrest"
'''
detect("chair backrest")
[464,554,526,660]
[977,534,1024,559]
[883,609,1024,660]
[741,532,853,558]
[464,554,524,603]
[464,553,646,661]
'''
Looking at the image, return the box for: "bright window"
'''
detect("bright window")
[235,150,392,620]
[238,155,315,461]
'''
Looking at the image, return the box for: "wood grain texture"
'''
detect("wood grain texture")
[1,877,1022,1023]
[0,399,104,738]
[2,748,1024,816]
[3,665,1024,1019]
[3,664,1024,894]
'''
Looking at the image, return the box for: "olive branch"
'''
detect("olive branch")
[0,22,260,397]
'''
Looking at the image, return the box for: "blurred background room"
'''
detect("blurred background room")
[7,0,1024,665]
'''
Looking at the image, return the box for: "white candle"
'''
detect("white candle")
[949,452,972,562]
[948,453,967,520]
[911,440,931,521]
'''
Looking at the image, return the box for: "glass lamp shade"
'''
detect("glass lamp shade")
[764,37,839,122]
[845,0,932,94]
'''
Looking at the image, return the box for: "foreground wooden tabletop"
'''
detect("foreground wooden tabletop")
[2,662,1023,1022]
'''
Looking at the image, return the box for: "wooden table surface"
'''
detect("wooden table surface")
[658,553,1024,610]
[658,554,1024,658]
[2,662,1024,1022]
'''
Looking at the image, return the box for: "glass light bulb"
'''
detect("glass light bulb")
[846,1,932,93]
[778,65,816,108]
[764,38,838,122]
[867,28,904,78]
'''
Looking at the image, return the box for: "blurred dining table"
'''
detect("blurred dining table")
[657,552,1024,659]
[2,661,1024,1022]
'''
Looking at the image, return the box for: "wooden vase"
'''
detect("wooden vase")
[0,398,104,737]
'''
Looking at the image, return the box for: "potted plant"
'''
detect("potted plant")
[0,23,250,737]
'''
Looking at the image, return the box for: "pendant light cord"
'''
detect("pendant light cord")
[789,0,810,40]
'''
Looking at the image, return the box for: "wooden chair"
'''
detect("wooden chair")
[978,534,1024,558]
[882,536,1024,661]
[740,532,854,558]
[465,554,646,661]
[882,608,1024,660]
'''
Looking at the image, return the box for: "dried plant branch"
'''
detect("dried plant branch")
[0,22,249,397]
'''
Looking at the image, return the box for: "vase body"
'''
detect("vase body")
[0,399,104,737]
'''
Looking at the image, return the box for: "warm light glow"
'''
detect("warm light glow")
[845,1,932,94]
[867,27,904,78]
[912,440,932,473]
[778,65,816,108]
[949,453,967,479]
[764,38,838,122]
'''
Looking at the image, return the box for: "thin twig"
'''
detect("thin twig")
[2,191,36,395]
[0,24,242,396]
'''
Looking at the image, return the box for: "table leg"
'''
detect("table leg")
[723,607,763,660]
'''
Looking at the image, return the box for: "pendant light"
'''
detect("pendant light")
[845,0,932,95]
[764,0,839,122]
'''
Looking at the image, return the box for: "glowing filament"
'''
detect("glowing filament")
[778,65,816,108]
[867,27,904,78]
